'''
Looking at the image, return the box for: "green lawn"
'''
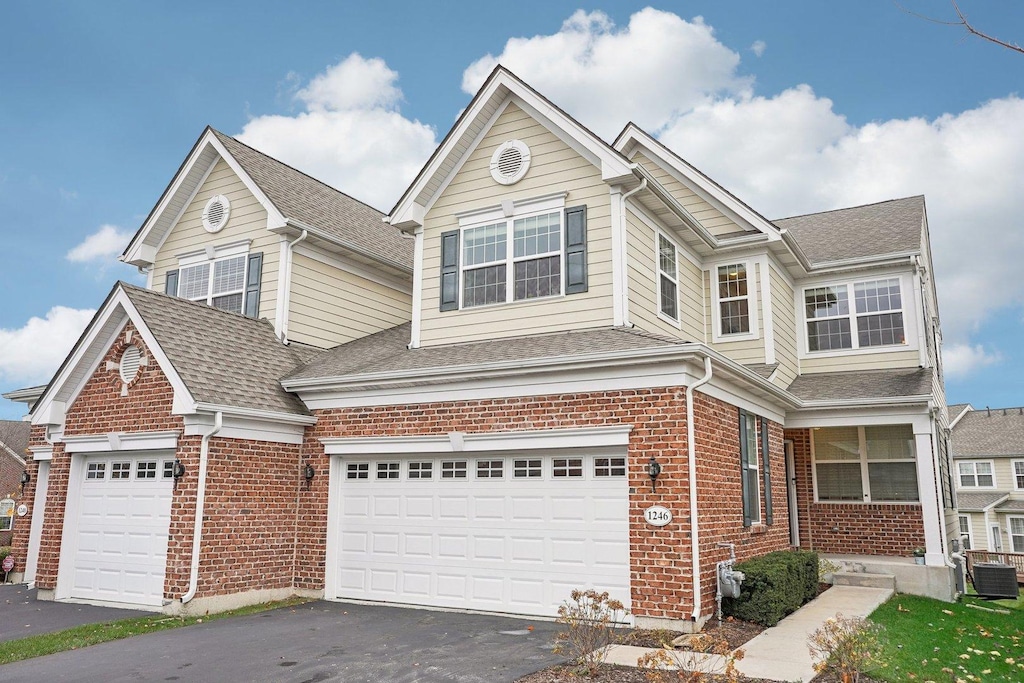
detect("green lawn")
[0,597,311,666]
[868,591,1024,682]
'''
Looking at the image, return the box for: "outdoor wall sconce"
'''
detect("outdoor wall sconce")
[20,470,30,493]
[303,463,315,489]
[647,456,662,493]
[172,459,186,480]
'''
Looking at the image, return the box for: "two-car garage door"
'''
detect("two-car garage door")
[330,450,630,618]
[64,453,174,607]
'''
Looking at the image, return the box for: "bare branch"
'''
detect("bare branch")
[895,0,1024,55]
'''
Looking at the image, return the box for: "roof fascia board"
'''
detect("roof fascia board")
[190,402,316,426]
[284,218,413,274]
[632,164,718,249]
[206,133,287,229]
[0,440,26,465]
[144,154,219,267]
[984,494,1010,511]
[948,404,972,429]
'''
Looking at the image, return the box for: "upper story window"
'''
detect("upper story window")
[710,261,757,341]
[439,197,587,312]
[957,461,995,488]
[166,242,262,317]
[658,234,679,322]
[1014,461,1024,490]
[813,424,918,503]
[804,277,905,352]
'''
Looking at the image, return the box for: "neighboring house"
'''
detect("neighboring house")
[5,67,956,629]
[950,404,1024,554]
[0,420,30,547]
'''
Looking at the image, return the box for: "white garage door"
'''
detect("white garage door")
[331,451,630,618]
[68,453,174,607]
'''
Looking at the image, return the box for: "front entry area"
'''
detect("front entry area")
[59,452,175,608]
[328,449,630,618]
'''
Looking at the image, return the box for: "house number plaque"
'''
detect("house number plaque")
[643,505,672,527]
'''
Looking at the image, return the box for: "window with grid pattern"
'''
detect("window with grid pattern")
[178,254,248,314]
[377,462,400,480]
[163,461,175,479]
[514,459,542,478]
[717,264,750,335]
[1014,461,1024,490]
[441,461,467,479]
[1010,518,1024,553]
[958,461,995,488]
[408,462,433,479]
[553,458,583,477]
[111,462,131,480]
[346,463,369,480]
[804,277,906,353]
[476,459,504,478]
[136,461,157,479]
[86,462,106,480]
[595,457,626,477]
[658,235,679,321]
[958,514,972,550]
[813,425,919,502]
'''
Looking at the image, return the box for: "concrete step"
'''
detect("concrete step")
[832,571,896,590]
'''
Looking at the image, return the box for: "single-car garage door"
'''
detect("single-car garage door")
[66,453,175,607]
[330,450,630,618]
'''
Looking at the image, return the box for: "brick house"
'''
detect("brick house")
[6,67,957,629]
[0,420,30,547]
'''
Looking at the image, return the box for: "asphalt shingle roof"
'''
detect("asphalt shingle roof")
[0,420,29,459]
[212,130,413,271]
[285,325,697,383]
[956,491,1010,512]
[122,284,312,416]
[786,368,932,402]
[773,196,924,265]
[996,499,1024,512]
[951,407,1024,457]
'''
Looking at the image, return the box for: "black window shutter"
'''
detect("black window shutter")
[740,410,752,527]
[440,230,460,311]
[244,252,263,318]
[761,417,773,525]
[165,269,179,296]
[564,205,588,294]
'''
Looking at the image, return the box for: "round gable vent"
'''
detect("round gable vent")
[490,140,531,185]
[119,345,142,384]
[202,194,231,233]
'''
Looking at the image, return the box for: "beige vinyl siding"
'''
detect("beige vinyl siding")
[287,253,411,349]
[151,158,279,321]
[703,268,765,365]
[768,262,798,387]
[801,349,920,373]
[625,206,703,341]
[631,152,746,239]
[419,101,614,346]
[967,513,988,550]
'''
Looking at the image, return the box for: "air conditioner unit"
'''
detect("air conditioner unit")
[973,563,1020,600]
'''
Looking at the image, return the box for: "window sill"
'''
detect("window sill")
[813,500,922,506]
[748,523,768,535]
[800,343,913,360]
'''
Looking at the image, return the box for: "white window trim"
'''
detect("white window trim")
[456,198,567,310]
[709,259,759,343]
[655,230,682,329]
[957,460,997,489]
[958,513,973,549]
[811,426,921,504]
[741,412,761,524]
[1013,459,1024,491]
[177,244,250,313]
[1009,515,1024,553]
[799,273,916,359]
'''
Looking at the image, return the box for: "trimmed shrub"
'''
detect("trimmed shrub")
[723,550,819,626]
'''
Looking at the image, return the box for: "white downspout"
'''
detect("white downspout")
[617,179,647,327]
[182,411,223,605]
[687,356,713,622]
[280,229,308,343]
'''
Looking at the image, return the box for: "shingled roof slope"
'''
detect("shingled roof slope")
[123,284,312,415]
[956,491,1009,512]
[774,196,924,265]
[0,420,29,459]
[211,130,413,270]
[950,407,1024,457]
[786,368,932,402]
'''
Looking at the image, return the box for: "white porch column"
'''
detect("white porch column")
[913,428,944,565]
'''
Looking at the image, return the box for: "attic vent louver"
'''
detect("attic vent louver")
[119,345,142,384]
[202,194,231,233]
[490,140,531,185]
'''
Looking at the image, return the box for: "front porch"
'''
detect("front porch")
[822,553,957,602]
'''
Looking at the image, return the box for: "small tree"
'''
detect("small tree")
[553,589,628,677]
[807,614,883,683]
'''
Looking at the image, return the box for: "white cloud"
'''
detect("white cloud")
[66,224,132,263]
[238,53,437,210]
[462,8,751,139]
[0,307,95,385]
[750,40,766,57]
[459,8,1024,349]
[943,343,1001,378]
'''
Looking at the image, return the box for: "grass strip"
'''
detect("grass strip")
[868,593,1024,682]
[0,596,312,666]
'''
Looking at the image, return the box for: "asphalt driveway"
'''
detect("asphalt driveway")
[0,599,565,682]
[0,584,150,642]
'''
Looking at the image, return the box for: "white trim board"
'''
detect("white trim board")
[62,430,180,453]
[322,425,632,455]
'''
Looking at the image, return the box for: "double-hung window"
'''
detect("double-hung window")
[440,200,588,311]
[167,243,263,317]
[1010,517,1024,552]
[957,461,995,488]
[813,425,918,502]
[805,277,906,352]
[658,234,679,322]
[958,514,973,550]
[740,410,760,525]
[1013,460,1024,490]
[718,264,751,336]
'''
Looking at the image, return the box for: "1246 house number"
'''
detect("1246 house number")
[643,506,673,527]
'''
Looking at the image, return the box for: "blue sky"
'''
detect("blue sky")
[2,1,1023,419]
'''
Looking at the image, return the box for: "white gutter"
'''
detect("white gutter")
[279,229,308,343]
[182,411,222,605]
[687,356,714,622]
[618,178,647,327]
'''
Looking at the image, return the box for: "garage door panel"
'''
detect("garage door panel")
[332,451,630,618]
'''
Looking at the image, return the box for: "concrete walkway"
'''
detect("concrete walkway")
[603,585,893,682]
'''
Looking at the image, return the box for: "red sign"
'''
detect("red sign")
[2,555,14,572]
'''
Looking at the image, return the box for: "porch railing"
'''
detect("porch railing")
[964,550,1024,583]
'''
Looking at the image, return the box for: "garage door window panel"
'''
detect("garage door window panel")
[111,462,131,480]
[86,462,106,480]
[377,462,400,480]
[137,461,157,479]
[553,458,583,477]
[347,463,369,480]
[477,460,504,478]
[595,457,626,477]
[514,459,542,478]
[442,461,467,479]
[408,462,433,479]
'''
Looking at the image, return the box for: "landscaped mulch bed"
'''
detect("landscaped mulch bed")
[517,664,779,682]
[619,617,764,651]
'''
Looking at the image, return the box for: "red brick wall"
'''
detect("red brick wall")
[1,451,25,547]
[786,428,925,556]
[298,388,790,622]
[9,426,47,572]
